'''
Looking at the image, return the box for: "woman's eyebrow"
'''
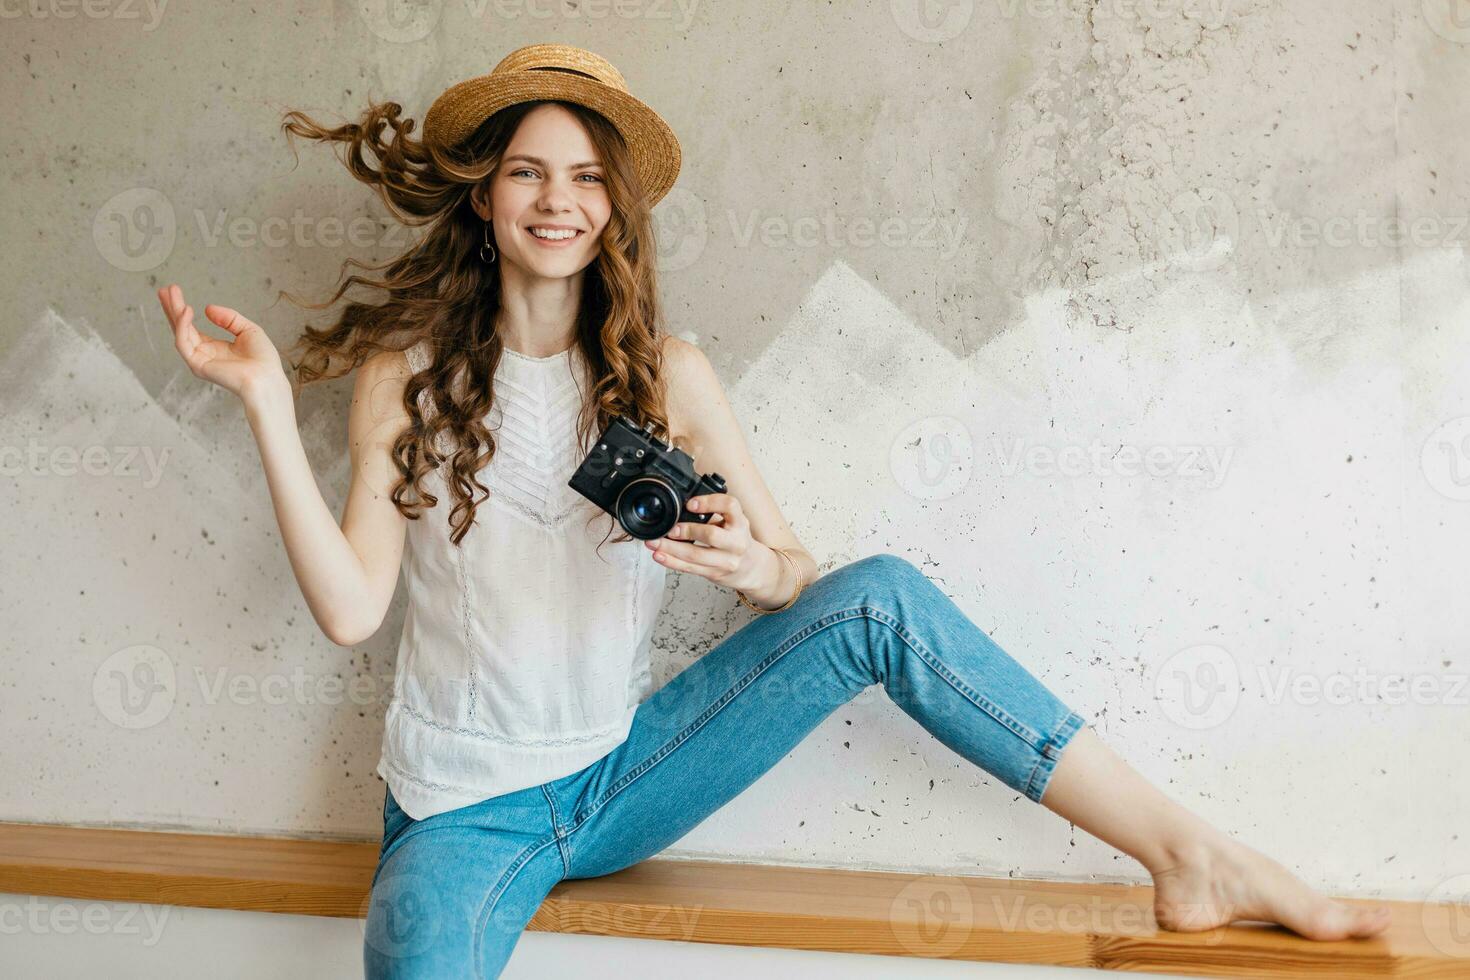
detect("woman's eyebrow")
[504,154,603,169]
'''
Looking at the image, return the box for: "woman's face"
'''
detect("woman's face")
[475,103,612,282]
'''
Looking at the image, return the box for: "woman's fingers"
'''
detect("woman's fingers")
[204,303,262,338]
[647,546,727,577]
[688,491,745,529]
[158,285,202,364]
[646,537,734,575]
[154,285,283,397]
[645,524,740,574]
[665,519,733,550]
[153,284,290,404]
[159,285,200,341]
[645,492,751,577]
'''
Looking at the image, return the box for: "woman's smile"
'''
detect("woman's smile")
[525,224,586,248]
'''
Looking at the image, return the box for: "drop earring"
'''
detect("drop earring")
[480,220,497,264]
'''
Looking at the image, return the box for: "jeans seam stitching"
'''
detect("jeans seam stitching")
[860,604,1045,750]
[562,607,872,834]
[473,835,560,980]
[559,593,1072,837]
[540,784,571,876]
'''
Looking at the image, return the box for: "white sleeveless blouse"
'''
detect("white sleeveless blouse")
[375,338,667,820]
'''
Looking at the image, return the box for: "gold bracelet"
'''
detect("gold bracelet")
[736,546,805,614]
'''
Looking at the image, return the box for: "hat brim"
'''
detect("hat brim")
[423,71,681,208]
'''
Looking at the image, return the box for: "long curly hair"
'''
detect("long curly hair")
[276,97,674,550]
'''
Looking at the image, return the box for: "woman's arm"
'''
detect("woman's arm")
[158,285,410,646]
[246,352,412,645]
[660,336,819,605]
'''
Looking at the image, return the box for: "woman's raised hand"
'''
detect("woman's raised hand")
[156,284,288,403]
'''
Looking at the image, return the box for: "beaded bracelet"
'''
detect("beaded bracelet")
[736,546,805,614]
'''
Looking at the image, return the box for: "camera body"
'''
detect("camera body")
[568,415,727,540]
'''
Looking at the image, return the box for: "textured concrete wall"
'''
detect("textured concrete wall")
[2,1,1466,911]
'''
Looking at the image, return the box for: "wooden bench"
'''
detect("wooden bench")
[0,821,1462,977]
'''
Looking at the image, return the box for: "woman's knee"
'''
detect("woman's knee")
[364,856,467,978]
[364,827,561,979]
[820,552,931,609]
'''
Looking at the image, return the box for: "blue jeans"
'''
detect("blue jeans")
[363,553,1089,979]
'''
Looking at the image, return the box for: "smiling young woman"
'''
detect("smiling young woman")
[154,42,1390,980]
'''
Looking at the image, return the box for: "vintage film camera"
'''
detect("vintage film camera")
[568,415,727,541]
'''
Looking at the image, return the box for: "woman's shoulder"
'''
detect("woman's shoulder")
[356,343,419,387]
[348,344,420,419]
[659,333,712,383]
[657,334,727,447]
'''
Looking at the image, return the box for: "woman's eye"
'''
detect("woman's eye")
[511,168,536,178]
[577,173,603,183]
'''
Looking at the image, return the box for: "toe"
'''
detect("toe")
[1301,901,1391,941]
[1350,905,1392,938]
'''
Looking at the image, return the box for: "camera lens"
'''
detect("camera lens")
[616,477,680,540]
[632,494,665,523]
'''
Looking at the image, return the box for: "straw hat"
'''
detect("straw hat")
[423,43,682,207]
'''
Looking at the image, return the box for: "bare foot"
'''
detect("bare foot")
[1149,835,1393,941]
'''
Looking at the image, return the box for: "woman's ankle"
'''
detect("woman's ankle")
[1144,824,1234,878]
